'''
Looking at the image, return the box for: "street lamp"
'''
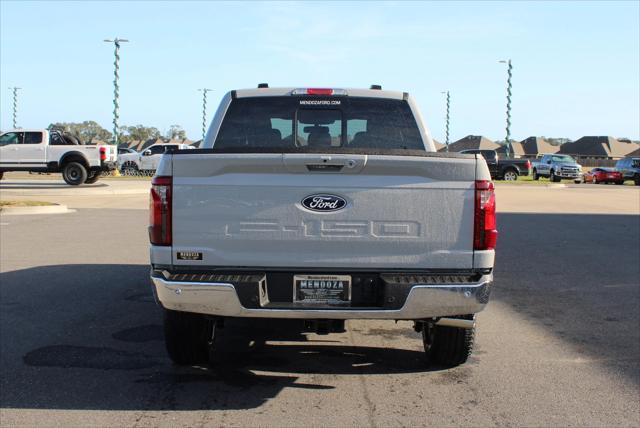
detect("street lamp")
[499,59,513,158]
[104,38,129,145]
[198,88,213,141]
[8,86,21,129]
[441,91,450,152]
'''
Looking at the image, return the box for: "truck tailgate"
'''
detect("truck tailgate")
[169,153,477,270]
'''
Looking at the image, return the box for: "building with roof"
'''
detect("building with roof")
[558,136,637,159]
[496,141,525,158]
[513,136,560,158]
[625,146,640,158]
[432,138,446,151]
[438,135,500,152]
[138,138,165,151]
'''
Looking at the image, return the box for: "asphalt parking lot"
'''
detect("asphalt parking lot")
[1,179,639,427]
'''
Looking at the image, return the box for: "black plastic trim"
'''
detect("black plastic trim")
[152,266,485,276]
[166,146,473,158]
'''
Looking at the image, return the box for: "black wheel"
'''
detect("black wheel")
[62,162,88,185]
[163,309,216,365]
[634,176,640,186]
[84,172,101,184]
[550,170,561,182]
[503,169,518,181]
[62,133,81,145]
[120,162,139,176]
[422,316,475,367]
[532,169,539,180]
[616,181,624,185]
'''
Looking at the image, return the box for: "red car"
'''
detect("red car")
[583,167,624,184]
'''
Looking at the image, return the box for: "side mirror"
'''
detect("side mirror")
[143,150,151,156]
[546,160,551,164]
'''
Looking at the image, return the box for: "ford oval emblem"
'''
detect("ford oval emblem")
[301,194,347,212]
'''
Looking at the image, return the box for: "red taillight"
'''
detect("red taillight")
[474,180,497,250]
[525,160,531,170]
[99,147,107,161]
[292,88,347,96]
[306,88,334,95]
[149,176,172,246]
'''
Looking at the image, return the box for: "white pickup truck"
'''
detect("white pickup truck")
[149,87,497,367]
[118,143,194,175]
[0,129,118,185]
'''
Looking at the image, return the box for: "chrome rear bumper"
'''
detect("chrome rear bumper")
[151,273,492,320]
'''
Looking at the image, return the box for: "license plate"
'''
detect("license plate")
[293,275,351,305]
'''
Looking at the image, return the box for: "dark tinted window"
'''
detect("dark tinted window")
[632,159,640,168]
[23,132,43,144]
[148,145,165,155]
[460,149,496,161]
[481,150,497,160]
[214,96,424,152]
[0,132,23,146]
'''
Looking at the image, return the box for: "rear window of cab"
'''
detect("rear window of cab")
[213,96,424,153]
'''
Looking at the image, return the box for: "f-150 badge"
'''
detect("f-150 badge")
[301,194,347,212]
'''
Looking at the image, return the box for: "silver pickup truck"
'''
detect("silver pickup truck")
[532,153,583,183]
[149,86,497,367]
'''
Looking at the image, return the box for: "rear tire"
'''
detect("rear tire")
[532,169,539,180]
[120,162,139,176]
[84,172,101,184]
[503,169,518,181]
[634,176,640,186]
[62,162,88,186]
[163,309,216,365]
[423,316,475,367]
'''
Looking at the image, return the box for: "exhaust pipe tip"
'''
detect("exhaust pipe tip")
[436,317,475,329]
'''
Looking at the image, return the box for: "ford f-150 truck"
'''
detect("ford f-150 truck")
[531,153,582,183]
[119,143,194,175]
[459,149,531,181]
[0,129,117,184]
[149,86,497,367]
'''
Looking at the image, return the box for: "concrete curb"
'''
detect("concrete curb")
[495,183,567,188]
[0,180,149,196]
[0,204,74,215]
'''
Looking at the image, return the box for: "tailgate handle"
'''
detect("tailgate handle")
[306,164,344,172]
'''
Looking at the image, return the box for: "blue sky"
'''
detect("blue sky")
[1,1,638,141]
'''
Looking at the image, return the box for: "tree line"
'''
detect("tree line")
[47,121,189,144]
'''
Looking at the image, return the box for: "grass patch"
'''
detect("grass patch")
[494,175,566,185]
[0,200,56,207]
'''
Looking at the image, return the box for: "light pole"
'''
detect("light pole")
[198,88,213,141]
[8,86,21,128]
[104,38,129,145]
[499,59,513,158]
[441,91,450,152]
